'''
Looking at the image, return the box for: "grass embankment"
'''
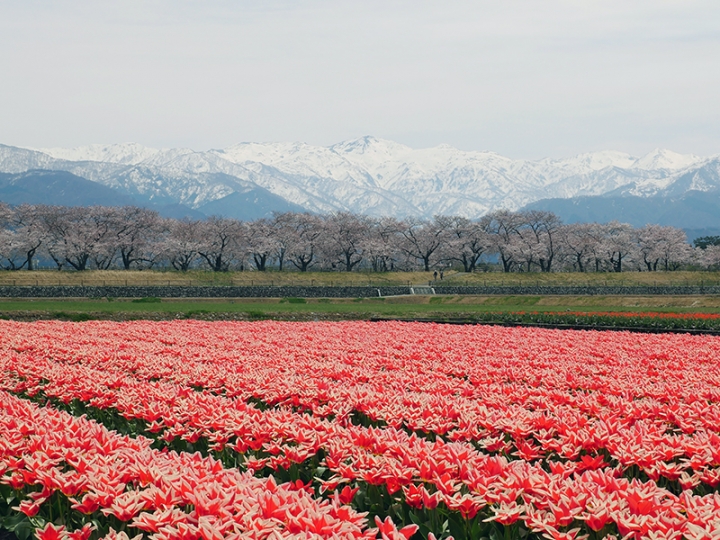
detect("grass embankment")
[1,294,720,322]
[2,270,720,322]
[1,269,720,287]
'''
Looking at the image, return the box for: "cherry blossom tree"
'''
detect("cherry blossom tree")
[280,213,323,272]
[699,245,720,270]
[396,217,449,272]
[439,216,491,272]
[599,222,636,273]
[0,204,24,270]
[365,217,401,272]
[112,207,162,270]
[655,226,692,271]
[0,204,47,270]
[269,213,297,271]
[39,206,118,271]
[87,207,124,270]
[0,204,704,274]
[196,217,243,272]
[560,223,600,272]
[37,206,69,270]
[160,218,202,272]
[244,218,277,271]
[321,212,372,271]
[515,210,563,272]
[485,210,523,273]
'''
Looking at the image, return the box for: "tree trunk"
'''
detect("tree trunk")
[291,254,313,272]
[575,254,585,273]
[25,247,38,271]
[253,253,267,271]
[200,253,226,272]
[66,255,89,271]
[49,253,64,271]
[501,254,513,273]
[121,248,134,270]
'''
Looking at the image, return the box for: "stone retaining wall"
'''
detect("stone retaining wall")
[0,286,409,298]
[0,284,719,298]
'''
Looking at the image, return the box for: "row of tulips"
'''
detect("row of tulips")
[3,320,720,538]
[7,374,720,540]
[5,369,720,540]
[4,348,720,498]
[4,321,720,474]
[0,390,420,540]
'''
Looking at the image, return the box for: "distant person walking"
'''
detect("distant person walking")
[433,271,438,281]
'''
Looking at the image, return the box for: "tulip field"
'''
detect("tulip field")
[2,321,720,539]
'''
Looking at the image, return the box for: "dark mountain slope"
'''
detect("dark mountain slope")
[0,170,137,207]
[523,190,720,229]
[197,189,307,220]
[0,170,205,219]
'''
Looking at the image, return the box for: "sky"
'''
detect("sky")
[1,1,719,159]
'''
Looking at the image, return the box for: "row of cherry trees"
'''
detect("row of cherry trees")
[0,204,718,272]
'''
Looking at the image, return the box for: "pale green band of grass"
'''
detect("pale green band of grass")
[1,295,719,321]
[1,270,720,288]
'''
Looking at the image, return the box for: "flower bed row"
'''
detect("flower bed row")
[4,321,720,467]
[3,320,720,538]
[5,349,720,497]
[6,380,720,540]
[0,390,406,540]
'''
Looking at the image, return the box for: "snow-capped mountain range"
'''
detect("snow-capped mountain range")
[0,137,719,219]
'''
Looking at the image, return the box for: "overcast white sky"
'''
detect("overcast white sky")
[1,1,719,158]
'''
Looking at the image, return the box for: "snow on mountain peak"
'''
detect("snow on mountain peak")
[632,148,701,171]
[214,141,318,165]
[39,143,160,165]
[331,136,413,157]
[2,138,718,219]
[549,150,638,173]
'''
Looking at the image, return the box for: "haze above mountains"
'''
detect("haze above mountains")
[1,137,719,233]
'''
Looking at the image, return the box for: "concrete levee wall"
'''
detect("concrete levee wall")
[0,286,409,298]
[0,284,719,298]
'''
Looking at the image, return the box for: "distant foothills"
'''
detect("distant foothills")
[1,137,720,240]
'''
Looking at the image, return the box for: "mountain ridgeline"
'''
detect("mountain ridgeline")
[0,139,718,229]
